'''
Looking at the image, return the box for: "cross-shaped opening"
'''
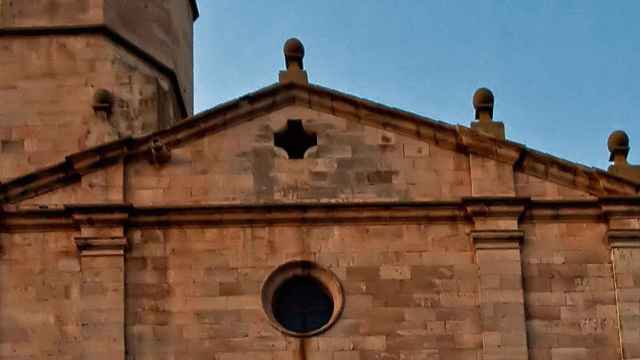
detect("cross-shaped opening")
[273,120,317,159]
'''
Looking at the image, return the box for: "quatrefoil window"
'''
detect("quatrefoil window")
[273,120,317,159]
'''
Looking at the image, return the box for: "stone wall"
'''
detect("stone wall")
[104,0,195,112]
[0,35,179,181]
[0,89,631,360]
[522,221,619,360]
[0,0,194,114]
[126,106,472,205]
[0,231,85,357]
[126,222,479,359]
[0,208,623,359]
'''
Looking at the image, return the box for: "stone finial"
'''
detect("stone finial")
[279,38,309,85]
[92,88,114,115]
[473,87,494,122]
[470,87,505,139]
[284,38,305,70]
[608,130,630,163]
[607,130,640,182]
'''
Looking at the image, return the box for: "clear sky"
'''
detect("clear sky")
[193,1,640,170]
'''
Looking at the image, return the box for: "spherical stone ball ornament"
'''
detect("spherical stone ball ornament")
[261,260,344,337]
[284,38,305,59]
[283,38,305,69]
[473,87,494,109]
[608,130,630,153]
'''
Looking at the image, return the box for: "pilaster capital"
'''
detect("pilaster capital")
[607,229,640,249]
[67,204,132,256]
[599,197,640,234]
[599,197,640,218]
[471,230,525,250]
[463,197,529,231]
[74,236,129,256]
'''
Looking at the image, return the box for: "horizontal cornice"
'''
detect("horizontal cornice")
[1,201,464,231]
[0,198,633,231]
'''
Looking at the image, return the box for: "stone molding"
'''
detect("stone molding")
[471,230,525,249]
[2,198,639,231]
[74,236,128,256]
[0,83,638,204]
[463,196,529,218]
[607,230,640,249]
[600,196,640,218]
[69,204,130,256]
[463,197,528,232]
[601,197,640,248]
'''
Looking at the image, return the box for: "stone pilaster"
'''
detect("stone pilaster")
[602,199,640,359]
[608,231,640,360]
[71,205,130,360]
[465,198,529,360]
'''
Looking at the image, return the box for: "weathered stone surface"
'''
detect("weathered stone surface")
[0,2,636,358]
[124,106,471,205]
[0,35,180,181]
[124,222,482,358]
[521,222,619,360]
[0,0,195,114]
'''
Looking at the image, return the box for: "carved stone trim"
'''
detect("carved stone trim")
[463,196,529,219]
[607,230,640,249]
[74,236,128,256]
[261,260,344,338]
[2,199,632,231]
[600,197,640,218]
[68,204,131,256]
[472,230,525,249]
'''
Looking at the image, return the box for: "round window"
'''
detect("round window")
[261,261,343,337]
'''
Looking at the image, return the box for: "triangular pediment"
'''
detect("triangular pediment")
[2,82,638,205]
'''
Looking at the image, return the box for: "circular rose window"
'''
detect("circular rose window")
[261,260,343,337]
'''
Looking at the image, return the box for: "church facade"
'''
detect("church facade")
[1,1,639,359]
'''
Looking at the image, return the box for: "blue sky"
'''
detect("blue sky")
[193,1,640,170]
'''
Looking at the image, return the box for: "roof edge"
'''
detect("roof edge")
[189,0,200,20]
[1,82,638,203]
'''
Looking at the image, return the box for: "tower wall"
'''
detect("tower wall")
[0,0,196,180]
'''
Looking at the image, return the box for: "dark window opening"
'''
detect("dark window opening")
[273,120,318,159]
[272,275,334,333]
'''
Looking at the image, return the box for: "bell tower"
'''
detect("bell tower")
[0,0,198,180]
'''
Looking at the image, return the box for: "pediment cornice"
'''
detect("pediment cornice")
[0,82,637,204]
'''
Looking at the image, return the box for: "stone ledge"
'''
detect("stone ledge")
[74,236,128,256]
[472,230,525,250]
[2,199,637,230]
[607,230,640,248]
[463,197,529,218]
